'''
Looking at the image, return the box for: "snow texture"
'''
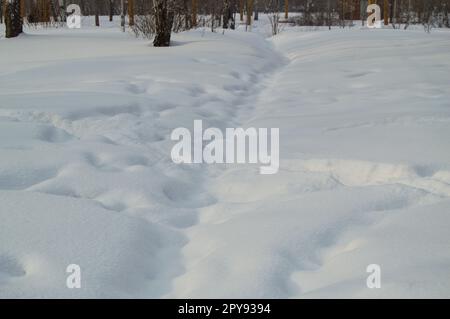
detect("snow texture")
[1,17,450,298]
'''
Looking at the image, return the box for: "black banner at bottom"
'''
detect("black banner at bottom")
[0,299,447,317]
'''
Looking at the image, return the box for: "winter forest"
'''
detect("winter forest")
[2,1,450,41]
[0,1,450,299]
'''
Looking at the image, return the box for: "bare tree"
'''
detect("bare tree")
[392,0,397,25]
[422,0,435,32]
[223,0,235,29]
[404,0,412,29]
[265,0,280,35]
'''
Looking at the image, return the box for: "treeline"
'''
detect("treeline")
[2,1,450,22]
[2,1,450,42]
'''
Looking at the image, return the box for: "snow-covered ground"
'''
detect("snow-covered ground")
[1,17,450,298]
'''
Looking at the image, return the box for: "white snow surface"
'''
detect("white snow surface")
[1,18,450,298]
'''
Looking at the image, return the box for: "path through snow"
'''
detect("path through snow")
[169,29,450,298]
[0,25,283,298]
[1,22,450,298]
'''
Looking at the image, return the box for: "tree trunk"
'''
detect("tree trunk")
[285,0,288,20]
[19,0,24,18]
[246,0,253,28]
[43,0,50,22]
[109,0,113,21]
[418,0,424,24]
[153,0,174,47]
[404,0,411,28]
[392,0,397,24]
[95,0,100,26]
[35,0,50,23]
[79,0,85,16]
[5,0,23,38]
[120,0,125,31]
[444,3,449,28]
[327,0,331,29]
[1,0,4,24]
[239,0,244,21]
[305,0,312,25]
[223,0,231,29]
[128,0,134,26]
[353,0,360,20]
[183,0,189,29]
[211,0,216,32]
[384,0,389,25]
[192,0,197,26]
[50,0,59,22]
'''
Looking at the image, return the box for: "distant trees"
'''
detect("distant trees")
[279,0,450,28]
[3,1,450,40]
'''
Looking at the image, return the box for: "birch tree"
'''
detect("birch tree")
[4,0,23,38]
[223,0,235,29]
[153,0,175,47]
[265,0,280,35]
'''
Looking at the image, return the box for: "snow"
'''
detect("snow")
[1,17,450,298]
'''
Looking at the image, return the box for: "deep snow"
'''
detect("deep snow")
[1,18,450,298]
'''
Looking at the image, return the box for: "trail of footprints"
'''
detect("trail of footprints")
[2,46,449,296]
